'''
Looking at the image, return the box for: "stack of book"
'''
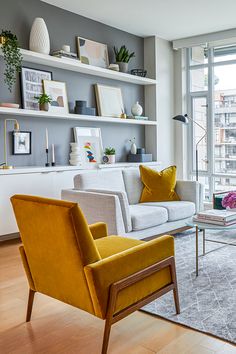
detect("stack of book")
[51,50,80,61]
[193,209,236,226]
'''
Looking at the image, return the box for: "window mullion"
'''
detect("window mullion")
[207,47,214,199]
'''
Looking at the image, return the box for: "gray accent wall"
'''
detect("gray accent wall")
[0,0,144,166]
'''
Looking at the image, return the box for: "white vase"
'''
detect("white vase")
[130,142,137,155]
[131,101,143,116]
[29,18,50,54]
[107,155,116,164]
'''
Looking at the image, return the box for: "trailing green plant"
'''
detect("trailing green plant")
[114,45,135,63]
[34,93,52,104]
[105,147,116,155]
[0,30,22,92]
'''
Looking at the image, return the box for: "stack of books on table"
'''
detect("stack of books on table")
[193,209,236,226]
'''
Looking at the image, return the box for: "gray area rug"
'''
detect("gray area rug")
[142,230,236,344]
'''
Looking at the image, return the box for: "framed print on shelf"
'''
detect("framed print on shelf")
[77,37,109,68]
[20,67,52,110]
[43,80,69,114]
[95,84,124,118]
[12,131,31,155]
[73,127,103,164]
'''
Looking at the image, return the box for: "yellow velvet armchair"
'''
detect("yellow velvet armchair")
[11,195,180,354]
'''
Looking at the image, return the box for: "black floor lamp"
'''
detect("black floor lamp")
[172,114,207,181]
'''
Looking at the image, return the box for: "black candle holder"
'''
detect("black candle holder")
[51,162,55,166]
[45,148,50,167]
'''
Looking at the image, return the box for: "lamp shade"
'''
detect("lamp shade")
[172,114,189,124]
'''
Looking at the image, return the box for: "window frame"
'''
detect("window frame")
[187,45,236,200]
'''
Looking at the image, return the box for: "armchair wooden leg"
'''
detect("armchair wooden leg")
[170,259,180,314]
[26,288,35,322]
[102,319,112,354]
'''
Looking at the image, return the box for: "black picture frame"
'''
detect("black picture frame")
[20,67,53,110]
[12,131,32,155]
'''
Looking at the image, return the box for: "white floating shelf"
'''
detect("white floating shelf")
[0,107,157,126]
[0,48,157,86]
[0,162,161,175]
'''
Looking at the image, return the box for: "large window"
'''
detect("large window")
[187,45,236,200]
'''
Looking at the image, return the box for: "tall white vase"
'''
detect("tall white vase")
[29,18,50,54]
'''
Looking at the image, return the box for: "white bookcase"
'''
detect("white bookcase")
[0,42,159,158]
[0,36,173,239]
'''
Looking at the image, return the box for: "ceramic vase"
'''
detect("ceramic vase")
[39,102,49,111]
[116,62,128,73]
[107,155,116,164]
[130,142,137,155]
[29,18,50,54]
[131,101,143,116]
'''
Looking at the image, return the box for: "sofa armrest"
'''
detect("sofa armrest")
[176,180,204,213]
[61,189,125,235]
[84,235,174,318]
[86,189,132,233]
[89,222,108,240]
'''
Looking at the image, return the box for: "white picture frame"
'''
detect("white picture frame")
[95,84,124,118]
[20,67,52,110]
[43,80,69,114]
[77,37,109,68]
[73,127,103,164]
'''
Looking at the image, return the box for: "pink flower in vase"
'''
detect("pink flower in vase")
[222,191,236,209]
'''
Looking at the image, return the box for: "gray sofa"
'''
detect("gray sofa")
[61,167,204,240]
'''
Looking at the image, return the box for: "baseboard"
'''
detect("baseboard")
[0,232,20,242]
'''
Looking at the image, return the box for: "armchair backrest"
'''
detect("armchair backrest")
[11,195,101,314]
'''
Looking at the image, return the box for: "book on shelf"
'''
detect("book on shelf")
[196,209,236,222]
[52,49,78,58]
[193,216,236,226]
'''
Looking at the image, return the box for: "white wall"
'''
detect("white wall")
[173,48,188,179]
[155,37,175,168]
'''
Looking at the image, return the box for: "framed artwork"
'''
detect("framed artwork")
[77,37,109,68]
[43,80,69,114]
[95,84,124,117]
[20,67,52,110]
[12,131,31,155]
[73,127,103,164]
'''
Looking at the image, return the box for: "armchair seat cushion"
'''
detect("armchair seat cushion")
[95,236,143,259]
[141,201,195,221]
[129,205,168,230]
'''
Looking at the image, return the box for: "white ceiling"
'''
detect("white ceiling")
[42,0,236,40]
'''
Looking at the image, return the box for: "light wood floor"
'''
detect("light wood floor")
[0,239,235,354]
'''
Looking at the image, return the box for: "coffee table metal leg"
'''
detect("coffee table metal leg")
[203,229,206,255]
[196,226,198,276]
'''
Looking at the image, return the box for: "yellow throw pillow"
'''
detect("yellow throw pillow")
[139,165,180,203]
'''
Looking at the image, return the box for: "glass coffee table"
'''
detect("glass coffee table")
[186,218,236,276]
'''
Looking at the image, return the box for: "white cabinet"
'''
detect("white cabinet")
[0,168,81,237]
[52,170,78,198]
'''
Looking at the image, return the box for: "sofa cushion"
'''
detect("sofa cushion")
[141,201,195,221]
[122,167,159,205]
[74,170,126,192]
[129,204,168,231]
[139,165,180,203]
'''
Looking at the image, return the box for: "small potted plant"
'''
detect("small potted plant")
[35,93,52,111]
[113,45,135,73]
[0,30,22,92]
[104,147,116,164]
